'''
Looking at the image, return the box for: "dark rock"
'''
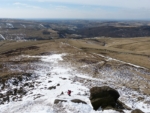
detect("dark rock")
[34,94,44,100]
[71,99,87,104]
[7,90,13,95]
[137,97,144,101]
[0,100,4,104]
[57,84,60,86]
[12,96,18,101]
[13,88,18,95]
[59,77,67,80]
[60,92,64,95]
[17,76,23,81]
[91,96,116,110]
[131,109,144,113]
[29,84,34,88]
[90,86,120,100]
[12,79,18,86]
[90,86,120,110]
[54,99,67,104]
[103,100,131,112]
[48,86,56,90]
[22,73,32,77]
[116,100,131,110]
[3,95,9,102]
[48,80,52,83]
[0,93,3,98]
[24,82,34,88]
[24,83,29,87]
[17,87,26,95]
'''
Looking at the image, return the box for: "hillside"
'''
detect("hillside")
[1,19,150,40]
[0,37,150,112]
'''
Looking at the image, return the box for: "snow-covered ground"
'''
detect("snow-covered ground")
[6,23,14,28]
[0,53,150,113]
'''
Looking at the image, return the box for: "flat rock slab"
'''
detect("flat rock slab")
[71,99,87,104]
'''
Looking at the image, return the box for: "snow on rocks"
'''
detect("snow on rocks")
[0,53,149,113]
[0,53,92,113]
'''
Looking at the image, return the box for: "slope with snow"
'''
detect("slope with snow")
[0,53,150,113]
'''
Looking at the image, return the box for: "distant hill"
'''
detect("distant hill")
[76,26,150,38]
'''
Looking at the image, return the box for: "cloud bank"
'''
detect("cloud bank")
[0,0,150,20]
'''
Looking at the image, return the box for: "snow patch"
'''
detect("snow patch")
[6,23,14,28]
[94,53,147,69]
[39,24,45,28]
[0,34,5,40]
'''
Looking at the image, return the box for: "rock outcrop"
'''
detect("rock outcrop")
[90,86,131,111]
[131,109,144,113]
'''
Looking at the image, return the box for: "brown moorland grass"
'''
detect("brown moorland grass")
[0,40,48,55]
[0,38,150,95]
[0,37,150,74]
[65,38,150,69]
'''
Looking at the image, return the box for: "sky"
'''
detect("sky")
[0,0,150,20]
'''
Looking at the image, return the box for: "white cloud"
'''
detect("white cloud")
[1,6,150,20]
[0,0,150,19]
[13,2,40,9]
[36,0,150,9]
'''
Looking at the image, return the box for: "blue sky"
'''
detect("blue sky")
[0,0,150,20]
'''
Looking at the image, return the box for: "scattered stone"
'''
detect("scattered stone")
[54,99,67,104]
[48,86,56,90]
[24,82,34,88]
[3,95,9,103]
[34,94,44,100]
[116,100,131,110]
[7,90,13,95]
[24,83,29,87]
[131,109,144,113]
[22,73,32,77]
[71,99,87,104]
[17,87,26,95]
[145,100,150,104]
[137,97,144,101]
[29,84,34,88]
[17,76,23,81]
[60,92,64,95]
[0,93,3,98]
[12,79,18,86]
[48,80,52,83]
[59,77,67,80]
[12,96,18,101]
[13,88,17,95]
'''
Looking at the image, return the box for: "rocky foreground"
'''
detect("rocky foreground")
[0,53,150,113]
